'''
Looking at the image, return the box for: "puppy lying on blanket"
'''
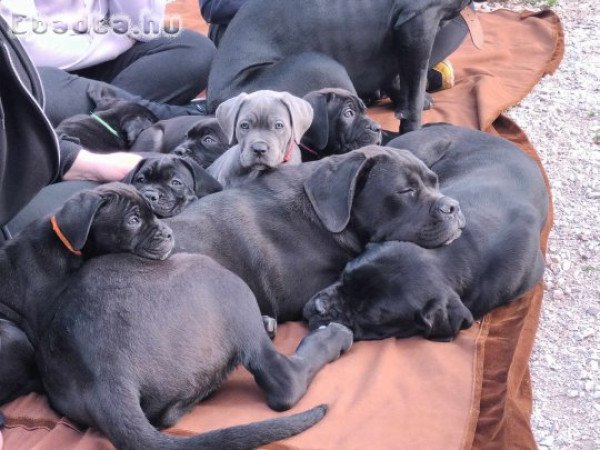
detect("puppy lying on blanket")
[130,116,229,168]
[207,0,481,133]
[303,124,549,341]
[207,90,313,188]
[167,146,465,322]
[56,86,158,153]
[0,183,352,449]
[124,154,222,218]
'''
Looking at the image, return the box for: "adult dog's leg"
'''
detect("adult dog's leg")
[392,10,441,134]
[247,323,353,411]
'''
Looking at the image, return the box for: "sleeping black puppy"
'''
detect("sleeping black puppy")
[130,116,229,168]
[0,183,351,449]
[300,88,382,161]
[55,85,158,152]
[303,124,549,341]
[123,154,222,218]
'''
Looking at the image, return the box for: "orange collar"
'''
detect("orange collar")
[50,216,82,257]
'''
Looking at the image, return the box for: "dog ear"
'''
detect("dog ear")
[304,152,373,233]
[87,84,119,111]
[53,190,105,251]
[302,91,330,151]
[278,92,314,144]
[121,159,147,185]
[122,116,155,146]
[180,157,223,197]
[416,295,474,342]
[215,93,249,145]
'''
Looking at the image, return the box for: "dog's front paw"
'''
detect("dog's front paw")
[318,322,354,356]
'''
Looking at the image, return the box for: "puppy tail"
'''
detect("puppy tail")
[95,388,326,450]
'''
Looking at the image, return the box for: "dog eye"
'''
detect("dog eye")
[171,179,182,187]
[128,216,141,226]
[135,176,145,183]
[398,188,415,195]
[274,121,284,129]
[239,121,250,130]
[343,109,355,118]
[202,136,216,144]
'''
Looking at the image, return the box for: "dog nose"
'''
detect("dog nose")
[251,142,268,156]
[368,121,381,132]
[143,190,159,203]
[159,224,173,240]
[432,196,460,219]
[173,146,189,156]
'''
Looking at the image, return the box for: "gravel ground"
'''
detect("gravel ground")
[480,1,600,448]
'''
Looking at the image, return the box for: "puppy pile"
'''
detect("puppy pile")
[1,1,550,449]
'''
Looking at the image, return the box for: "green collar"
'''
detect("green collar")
[89,112,121,139]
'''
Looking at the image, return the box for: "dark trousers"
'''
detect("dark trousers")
[40,30,216,127]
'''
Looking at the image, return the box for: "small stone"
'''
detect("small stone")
[567,390,579,398]
[591,360,599,371]
[540,435,555,446]
[562,260,572,271]
[553,289,565,300]
[580,329,595,340]
[584,381,594,392]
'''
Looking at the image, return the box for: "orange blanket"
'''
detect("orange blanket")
[0,5,563,450]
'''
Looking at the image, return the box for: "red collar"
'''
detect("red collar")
[50,215,82,256]
[298,141,320,158]
[283,141,296,163]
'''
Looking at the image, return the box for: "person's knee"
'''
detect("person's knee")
[176,30,216,79]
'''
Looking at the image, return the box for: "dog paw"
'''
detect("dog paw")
[262,315,277,339]
[321,322,353,355]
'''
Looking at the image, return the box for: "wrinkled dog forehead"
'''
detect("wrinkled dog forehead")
[237,97,291,125]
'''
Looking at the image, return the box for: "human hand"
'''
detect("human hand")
[63,150,142,182]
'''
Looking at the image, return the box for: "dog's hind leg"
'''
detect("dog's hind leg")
[246,323,353,412]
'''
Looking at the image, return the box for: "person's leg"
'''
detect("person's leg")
[75,31,216,104]
[39,67,205,127]
[4,181,100,237]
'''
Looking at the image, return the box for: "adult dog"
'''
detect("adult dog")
[207,0,479,133]
[0,184,352,449]
[124,154,222,218]
[56,86,158,152]
[301,88,382,161]
[167,145,465,321]
[130,117,229,168]
[303,124,549,341]
[208,90,313,187]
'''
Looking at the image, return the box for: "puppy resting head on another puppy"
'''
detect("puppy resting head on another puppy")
[124,154,222,218]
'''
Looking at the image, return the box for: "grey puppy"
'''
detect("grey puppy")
[167,146,465,322]
[0,183,352,449]
[207,90,313,188]
[303,124,549,341]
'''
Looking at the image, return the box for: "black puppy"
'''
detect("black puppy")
[124,154,222,218]
[130,116,229,168]
[207,0,481,133]
[56,85,158,152]
[303,124,549,341]
[167,146,465,322]
[0,183,351,449]
[0,319,42,406]
[301,88,382,161]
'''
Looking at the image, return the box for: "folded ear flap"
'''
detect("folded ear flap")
[180,157,223,197]
[87,84,118,111]
[121,159,147,184]
[215,93,249,144]
[304,152,370,233]
[416,295,473,342]
[301,91,330,150]
[278,92,314,144]
[53,190,105,251]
